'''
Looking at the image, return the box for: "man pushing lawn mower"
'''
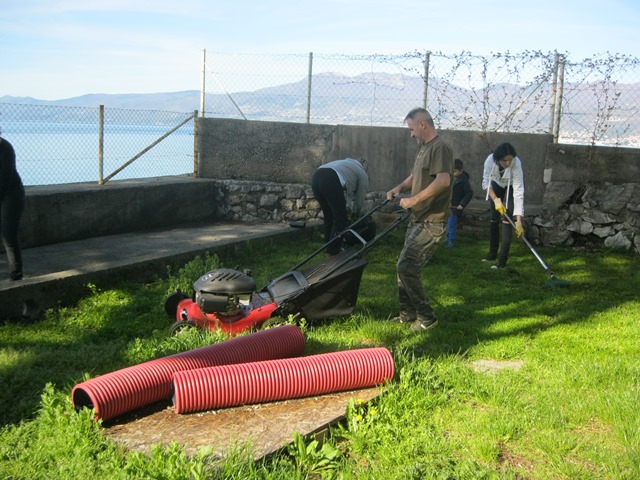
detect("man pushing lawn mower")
[164,199,411,336]
[386,107,454,333]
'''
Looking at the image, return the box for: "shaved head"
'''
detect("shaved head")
[404,107,434,128]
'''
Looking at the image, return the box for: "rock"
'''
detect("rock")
[528,224,541,243]
[246,203,257,215]
[533,216,554,228]
[581,209,616,225]
[306,199,320,210]
[259,193,280,208]
[568,204,585,216]
[590,182,635,215]
[628,201,640,213]
[284,185,305,198]
[541,228,573,245]
[543,182,579,210]
[285,211,307,221]
[280,199,296,212]
[592,226,614,238]
[566,219,594,235]
[604,231,632,250]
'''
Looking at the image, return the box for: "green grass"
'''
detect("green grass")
[1,229,639,479]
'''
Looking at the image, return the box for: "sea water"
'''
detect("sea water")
[1,122,194,186]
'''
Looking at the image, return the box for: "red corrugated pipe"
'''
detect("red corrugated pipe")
[72,324,305,421]
[172,347,394,414]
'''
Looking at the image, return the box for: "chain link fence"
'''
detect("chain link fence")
[0,104,195,186]
[202,50,640,147]
[2,50,638,187]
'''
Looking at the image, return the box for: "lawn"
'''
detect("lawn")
[1,228,639,479]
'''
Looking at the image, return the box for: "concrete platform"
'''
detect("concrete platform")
[0,221,320,322]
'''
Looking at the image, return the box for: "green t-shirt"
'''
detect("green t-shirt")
[410,136,454,223]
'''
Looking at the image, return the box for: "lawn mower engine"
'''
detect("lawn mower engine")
[166,268,279,336]
[193,268,257,316]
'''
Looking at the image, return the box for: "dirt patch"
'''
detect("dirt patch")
[470,359,524,374]
[104,387,382,459]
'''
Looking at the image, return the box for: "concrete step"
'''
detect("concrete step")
[0,221,322,322]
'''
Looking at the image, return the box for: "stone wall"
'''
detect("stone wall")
[528,143,640,254]
[212,169,639,257]
[216,180,320,223]
[211,179,388,224]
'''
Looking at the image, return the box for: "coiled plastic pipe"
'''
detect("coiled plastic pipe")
[172,347,394,414]
[72,324,305,421]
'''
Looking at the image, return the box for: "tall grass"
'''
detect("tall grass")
[1,229,638,479]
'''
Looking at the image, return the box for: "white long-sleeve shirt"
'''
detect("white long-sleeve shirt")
[482,154,525,216]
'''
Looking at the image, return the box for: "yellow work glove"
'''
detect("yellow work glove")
[493,197,507,215]
[515,220,524,238]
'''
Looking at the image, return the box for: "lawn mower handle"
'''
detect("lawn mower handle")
[346,198,391,231]
[286,198,400,274]
[313,208,410,282]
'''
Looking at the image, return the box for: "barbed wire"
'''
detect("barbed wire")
[202,50,640,146]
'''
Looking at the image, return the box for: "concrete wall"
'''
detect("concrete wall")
[197,118,551,207]
[16,118,638,254]
[21,176,224,248]
[544,143,640,184]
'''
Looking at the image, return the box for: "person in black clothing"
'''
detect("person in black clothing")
[0,136,26,281]
[446,159,473,248]
[311,157,369,255]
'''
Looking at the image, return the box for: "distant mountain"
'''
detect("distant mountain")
[2,72,639,142]
[0,72,428,124]
[0,91,201,112]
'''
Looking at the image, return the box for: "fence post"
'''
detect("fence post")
[98,105,104,185]
[423,51,431,110]
[200,48,206,118]
[306,52,313,124]
[553,56,566,143]
[193,110,199,177]
[549,52,559,139]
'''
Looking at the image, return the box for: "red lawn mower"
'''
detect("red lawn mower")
[164,200,409,336]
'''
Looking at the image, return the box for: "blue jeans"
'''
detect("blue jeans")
[396,221,445,320]
[447,208,459,245]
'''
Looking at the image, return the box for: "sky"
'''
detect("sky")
[1,0,639,100]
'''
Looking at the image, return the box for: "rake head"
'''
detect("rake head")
[544,274,571,288]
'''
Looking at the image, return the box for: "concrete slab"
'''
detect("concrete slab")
[0,221,320,321]
[104,387,382,460]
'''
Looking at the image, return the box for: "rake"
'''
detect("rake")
[503,212,571,287]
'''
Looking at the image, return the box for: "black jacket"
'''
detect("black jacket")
[451,171,473,208]
[0,138,24,203]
